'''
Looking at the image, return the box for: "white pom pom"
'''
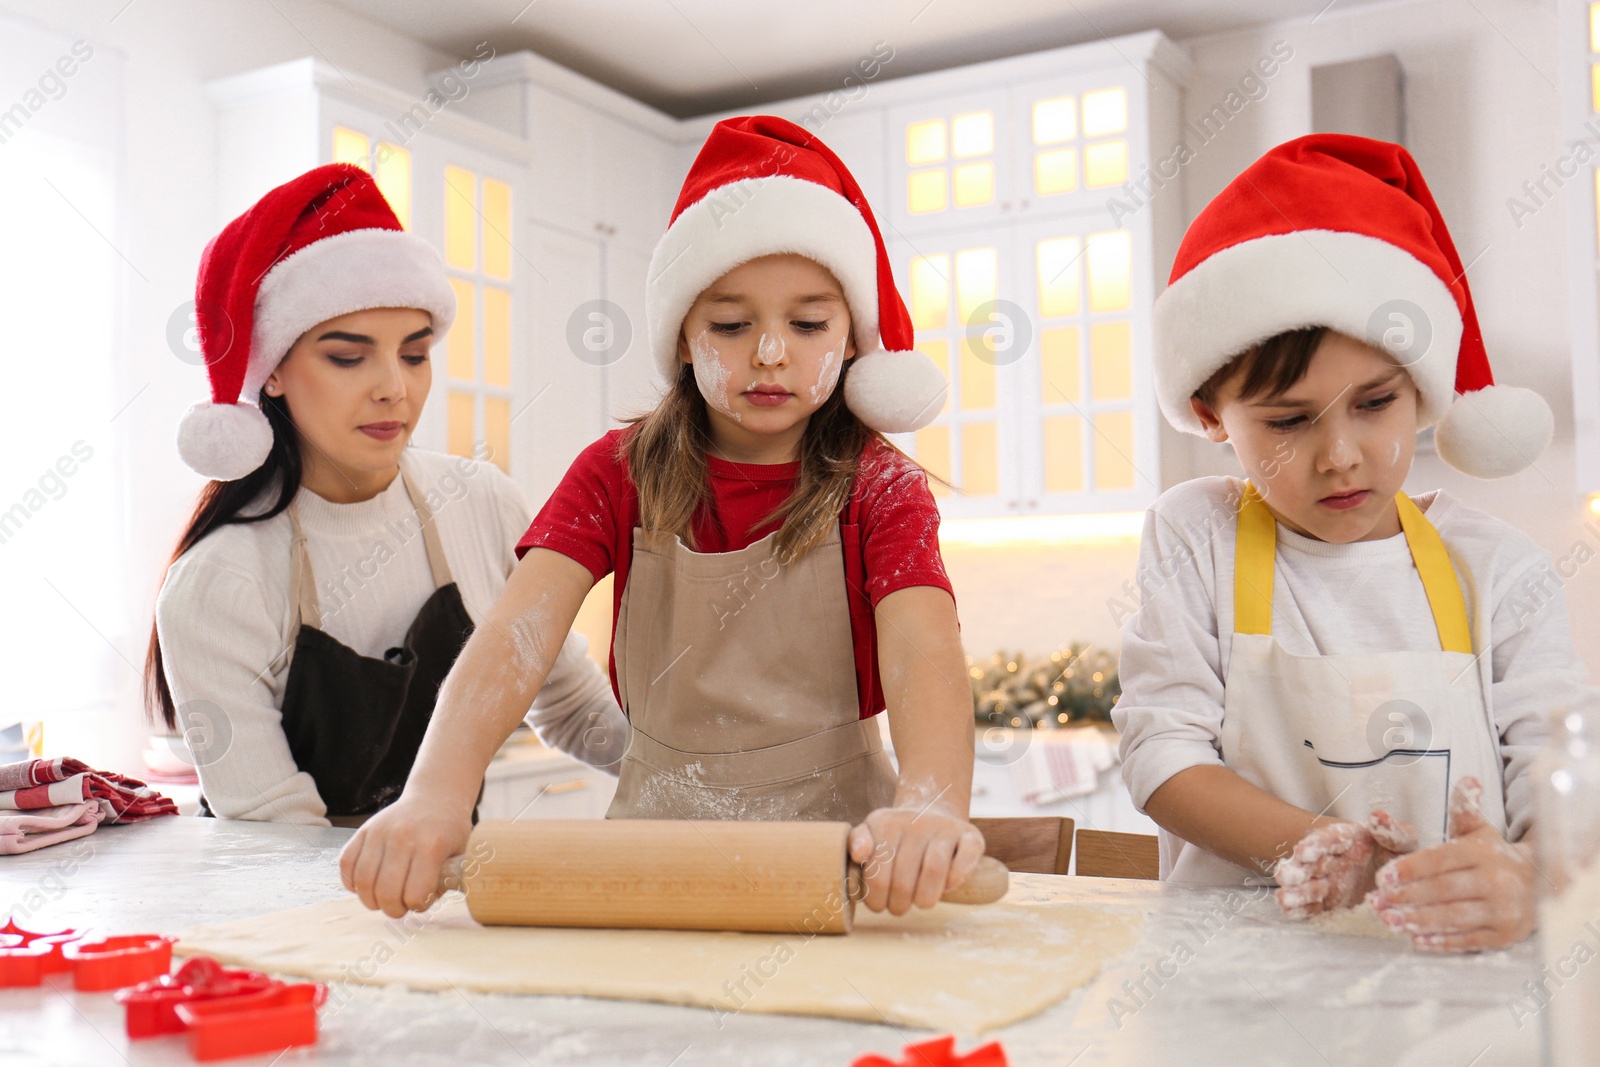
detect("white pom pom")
[843,349,950,433]
[176,401,275,480]
[1434,385,1554,479]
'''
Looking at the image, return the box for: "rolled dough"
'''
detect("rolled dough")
[178,887,1143,1034]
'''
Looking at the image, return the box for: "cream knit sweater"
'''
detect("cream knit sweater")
[156,447,625,824]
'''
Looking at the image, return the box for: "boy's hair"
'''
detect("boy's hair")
[622,360,882,566]
[1192,326,1328,410]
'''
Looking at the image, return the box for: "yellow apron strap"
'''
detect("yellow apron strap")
[1394,492,1474,655]
[1234,481,1277,636]
[1232,484,1472,654]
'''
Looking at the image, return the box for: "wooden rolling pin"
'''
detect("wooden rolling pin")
[435,819,1009,935]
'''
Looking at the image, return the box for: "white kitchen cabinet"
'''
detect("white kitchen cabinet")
[206,58,536,482]
[1560,0,1600,497]
[479,744,617,821]
[441,51,680,503]
[678,32,1189,521]
[212,33,1187,521]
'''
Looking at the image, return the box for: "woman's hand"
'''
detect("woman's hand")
[849,805,986,916]
[1365,777,1537,952]
[1276,809,1418,917]
[339,794,472,918]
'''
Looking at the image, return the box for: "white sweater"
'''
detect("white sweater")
[155,447,626,824]
[1114,476,1595,858]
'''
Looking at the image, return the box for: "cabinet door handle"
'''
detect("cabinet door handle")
[543,778,590,795]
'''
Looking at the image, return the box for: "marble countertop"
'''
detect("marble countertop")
[0,817,1543,1066]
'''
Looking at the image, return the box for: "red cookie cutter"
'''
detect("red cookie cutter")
[63,934,176,991]
[0,919,86,986]
[852,1036,1010,1067]
[174,979,328,1062]
[115,956,277,1038]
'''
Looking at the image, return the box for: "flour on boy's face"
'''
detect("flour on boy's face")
[1194,329,1420,544]
[679,253,859,451]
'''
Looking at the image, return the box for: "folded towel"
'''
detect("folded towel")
[1009,727,1120,806]
[0,757,178,823]
[0,800,104,854]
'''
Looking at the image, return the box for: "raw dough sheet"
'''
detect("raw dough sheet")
[178,891,1143,1034]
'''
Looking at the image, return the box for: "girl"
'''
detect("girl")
[1114,134,1583,951]
[149,164,626,827]
[342,116,984,919]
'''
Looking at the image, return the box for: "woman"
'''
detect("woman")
[146,163,624,826]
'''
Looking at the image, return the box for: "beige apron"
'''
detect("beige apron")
[606,523,898,822]
[1167,483,1507,885]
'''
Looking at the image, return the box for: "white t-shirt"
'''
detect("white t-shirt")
[156,447,624,824]
[1113,476,1591,868]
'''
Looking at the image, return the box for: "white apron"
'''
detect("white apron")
[1167,483,1507,885]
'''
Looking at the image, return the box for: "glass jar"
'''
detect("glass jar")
[1537,708,1600,1066]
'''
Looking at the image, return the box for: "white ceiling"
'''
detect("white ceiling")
[324,0,1402,118]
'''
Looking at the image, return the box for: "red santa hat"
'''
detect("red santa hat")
[1153,134,1552,479]
[177,163,456,480]
[647,115,948,433]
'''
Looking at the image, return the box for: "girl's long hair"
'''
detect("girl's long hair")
[143,392,303,731]
[625,356,894,565]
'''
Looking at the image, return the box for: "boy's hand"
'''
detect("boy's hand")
[1276,809,1418,917]
[339,794,472,918]
[1365,777,1536,952]
[849,806,986,917]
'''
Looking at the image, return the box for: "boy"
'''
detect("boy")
[1115,134,1581,952]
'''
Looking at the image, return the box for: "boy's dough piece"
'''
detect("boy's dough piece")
[178,889,1143,1034]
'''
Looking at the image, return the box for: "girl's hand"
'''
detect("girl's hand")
[1365,777,1536,952]
[848,805,986,916]
[339,794,472,918]
[1276,809,1418,918]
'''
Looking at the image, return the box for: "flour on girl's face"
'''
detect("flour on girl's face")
[689,330,741,423]
[756,332,785,367]
[809,346,842,405]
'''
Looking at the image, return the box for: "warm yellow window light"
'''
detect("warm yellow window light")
[1087,230,1132,312]
[483,286,512,388]
[1033,96,1077,144]
[907,169,948,214]
[1587,492,1600,516]
[1043,416,1085,494]
[907,119,947,165]
[1090,321,1133,401]
[951,111,994,158]
[910,254,951,331]
[1037,237,1082,318]
[1084,140,1128,188]
[1094,409,1137,490]
[1035,148,1078,196]
[1591,2,1600,51]
[1041,327,1081,404]
[960,336,997,411]
[447,278,476,381]
[373,142,411,229]
[952,162,995,207]
[1082,87,1128,137]
[332,127,369,168]
[444,164,478,271]
[917,423,952,497]
[484,396,511,473]
[963,422,1000,496]
[482,178,513,280]
[955,247,998,326]
[447,391,475,458]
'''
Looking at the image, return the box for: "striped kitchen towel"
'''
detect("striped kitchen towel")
[0,800,104,854]
[0,757,178,823]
